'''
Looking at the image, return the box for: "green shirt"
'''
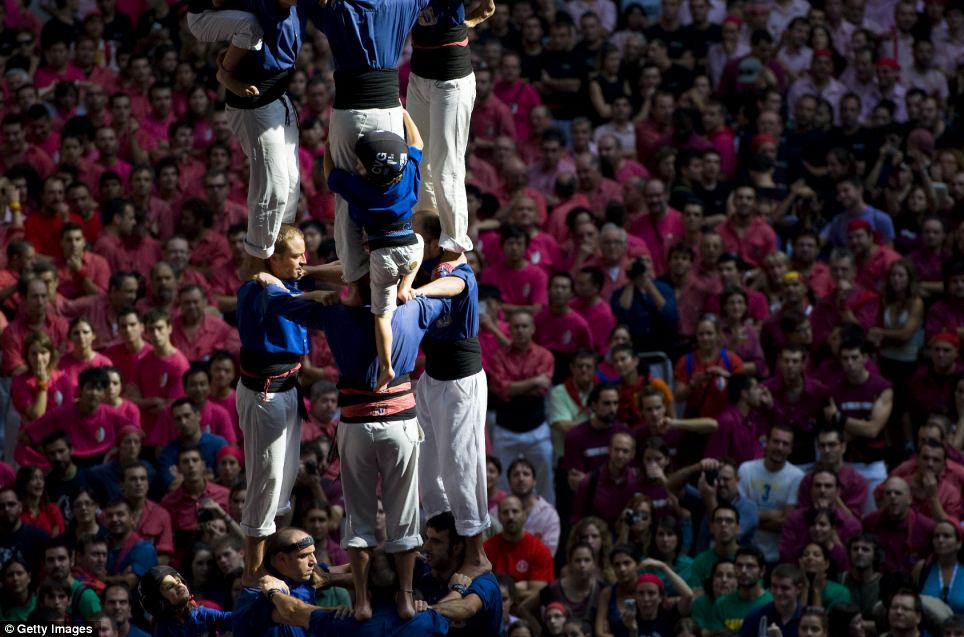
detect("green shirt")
[690,593,717,630]
[643,555,693,597]
[820,581,852,609]
[315,586,352,608]
[688,548,736,590]
[710,589,772,632]
[0,594,36,622]
[70,578,102,620]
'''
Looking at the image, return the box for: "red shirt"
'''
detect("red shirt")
[570,297,616,356]
[810,285,880,346]
[133,499,175,556]
[488,342,555,402]
[160,481,231,532]
[170,314,241,362]
[470,95,517,147]
[54,252,111,299]
[103,341,153,385]
[483,532,554,582]
[855,246,901,292]
[717,216,778,269]
[627,209,685,277]
[704,405,770,465]
[0,312,70,375]
[188,232,232,274]
[480,262,549,310]
[863,509,936,572]
[673,349,746,418]
[571,464,645,526]
[579,178,623,217]
[58,351,114,391]
[21,502,65,536]
[0,146,55,180]
[17,402,135,467]
[93,232,164,281]
[24,211,84,257]
[534,308,593,355]
[134,348,190,445]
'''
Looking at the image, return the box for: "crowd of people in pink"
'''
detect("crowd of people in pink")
[5,0,964,634]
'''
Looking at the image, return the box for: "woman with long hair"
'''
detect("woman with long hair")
[594,545,640,637]
[567,516,616,583]
[596,325,634,384]
[63,488,108,547]
[869,259,924,446]
[524,543,604,628]
[690,559,736,633]
[613,493,654,558]
[719,288,767,377]
[589,47,633,125]
[798,542,853,609]
[913,520,964,614]
[11,332,72,467]
[646,516,693,597]
[0,559,35,621]
[14,466,63,536]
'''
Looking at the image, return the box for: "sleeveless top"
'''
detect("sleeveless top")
[921,560,964,614]
[879,304,924,362]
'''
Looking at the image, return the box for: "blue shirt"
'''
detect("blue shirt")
[414,561,501,636]
[425,263,478,342]
[107,538,157,577]
[90,460,158,503]
[153,606,231,637]
[237,281,312,357]
[234,0,308,73]
[233,579,315,637]
[308,604,448,637]
[311,0,430,72]
[739,602,801,637]
[267,291,449,387]
[327,146,421,239]
[820,206,896,247]
[158,433,228,489]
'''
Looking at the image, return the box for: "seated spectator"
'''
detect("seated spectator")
[780,468,862,564]
[840,534,882,620]
[863,477,936,572]
[484,496,554,607]
[103,499,158,589]
[738,424,805,563]
[17,367,136,468]
[704,373,773,466]
[43,539,103,620]
[14,465,64,537]
[63,488,108,549]
[797,541,853,609]
[57,317,113,390]
[674,314,746,418]
[571,432,642,526]
[159,446,231,539]
[739,563,805,637]
[0,487,50,575]
[0,558,36,621]
[490,458,561,556]
[157,399,228,490]
[1,277,70,377]
[53,222,110,299]
[913,520,964,615]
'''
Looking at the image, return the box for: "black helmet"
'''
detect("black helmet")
[139,565,185,618]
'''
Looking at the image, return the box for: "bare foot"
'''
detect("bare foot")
[375,366,395,393]
[396,590,416,620]
[344,282,364,307]
[240,253,266,281]
[217,66,260,98]
[353,598,373,622]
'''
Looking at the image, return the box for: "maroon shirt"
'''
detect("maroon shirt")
[560,421,631,474]
[797,464,868,517]
[571,465,643,526]
[832,372,892,464]
[908,363,963,423]
[763,374,829,466]
[863,509,936,572]
[703,405,770,466]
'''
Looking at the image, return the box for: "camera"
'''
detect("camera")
[705,468,719,486]
[305,460,319,476]
[624,510,645,525]
[627,257,648,280]
[198,508,218,523]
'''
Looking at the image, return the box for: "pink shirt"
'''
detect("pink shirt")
[570,297,616,356]
[58,351,114,392]
[133,499,174,556]
[546,194,594,244]
[534,308,594,354]
[189,232,232,273]
[160,481,231,532]
[482,232,561,276]
[54,252,111,299]
[209,391,240,441]
[93,232,164,281]
[152,400,237,446]
[170,314,241,362]
[717,216,778,269]
[855,246,901,293]
[0,313,70,375]
[493,80,541,141]
[580,179,623,217]
[17,403,135,467]
[470,95,517,146]
[33,64,86,89]
[480,262,549,309]
[11,370,73,424]
[627,209,685,277]
[103,342,153,386]
[134,349,190,445]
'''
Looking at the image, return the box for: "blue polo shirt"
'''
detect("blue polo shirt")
[232,579,315,637]
[414,561,502,636]
[425,264,478,342]
[237,281,312,357]
[739,602,801,637]
[153,606,231,637]
[158,433,228,489]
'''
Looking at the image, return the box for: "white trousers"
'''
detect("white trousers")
[237,383,301,537]
[852,460,887,514]
[416,370,491,537]
[328,106,404,283]
[226,95,299,259]
[186,10,263,50]
[338,416,423,553]
[406,73,476,253]
[491,421,556,506]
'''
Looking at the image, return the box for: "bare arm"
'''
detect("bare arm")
[269,593,320,628]
[416,276,467,299]
[843,389,893,439]
[432,595,484,621]
[595,585,615,637]
[402,110,423,150]
[464,0,495,27]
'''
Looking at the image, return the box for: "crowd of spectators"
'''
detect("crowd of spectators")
[4,0,964,634]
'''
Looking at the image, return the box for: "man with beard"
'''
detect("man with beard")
[487,459,560,555]
[560,385,628,493]
[415,512,502,635]
[840,534,882,620]
[483,496,553,605]
[103,500,158,589]
[41,431,103,521]
[139,565,231,635]
[0,487,49,573]
[44,539,103,620]
[708,546,771,632]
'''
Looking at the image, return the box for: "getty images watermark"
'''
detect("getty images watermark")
[2,624,93,635]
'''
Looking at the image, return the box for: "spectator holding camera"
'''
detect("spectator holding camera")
[611,254,678,354]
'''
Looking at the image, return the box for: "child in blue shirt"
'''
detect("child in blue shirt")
[325,111,424,392]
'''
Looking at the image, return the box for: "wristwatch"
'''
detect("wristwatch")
[451,583,469,596]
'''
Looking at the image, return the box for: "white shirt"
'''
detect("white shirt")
[738,459,804,562]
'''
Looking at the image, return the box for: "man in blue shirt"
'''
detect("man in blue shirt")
[157,399,228,490]
[740,563,804,637]
[261,550,449,637]
[104,500,158,590]
[415,512,502,636]
[232,528,318,637]
[235,225,313,587]
[821,177,896,248]
[413,212,491,578]
[252,237,451,622]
